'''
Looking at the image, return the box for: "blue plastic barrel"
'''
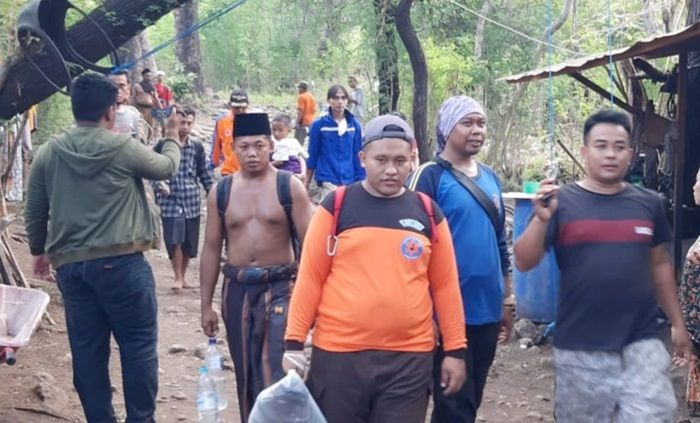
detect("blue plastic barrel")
[505,193,559,323]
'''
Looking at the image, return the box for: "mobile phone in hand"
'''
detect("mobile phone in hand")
[150,106,173,119]
[542,165,558,208]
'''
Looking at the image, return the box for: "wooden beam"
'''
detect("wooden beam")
[674,52,689,273]
[568,72,637,114]
[555,139,585,172]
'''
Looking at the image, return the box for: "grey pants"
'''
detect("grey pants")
[309,181,337,205]
[554,338,676,423]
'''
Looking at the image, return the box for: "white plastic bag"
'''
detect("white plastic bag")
[249,371,326,423]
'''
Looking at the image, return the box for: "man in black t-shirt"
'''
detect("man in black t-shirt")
[514,109,691,422]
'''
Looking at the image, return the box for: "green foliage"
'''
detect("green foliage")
[33,94,74,148]
[521,154,548,182]
[168,66,197,101]
[0,0,686,184]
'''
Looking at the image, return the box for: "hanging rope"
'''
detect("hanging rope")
[546,0,556,179]
[606,0,614,103]
[111,0,249,73]
[444,0,581,57]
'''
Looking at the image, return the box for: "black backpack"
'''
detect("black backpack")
[216,170,300,260]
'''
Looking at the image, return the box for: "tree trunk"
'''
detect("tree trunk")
[120,32,158,87]
[395,0,429,162]
[174,0,205,95]
[0,0,191,119]
[374,0,400,114]
[487,0,574,171]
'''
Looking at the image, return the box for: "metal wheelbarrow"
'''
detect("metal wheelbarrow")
[0,284,50,365]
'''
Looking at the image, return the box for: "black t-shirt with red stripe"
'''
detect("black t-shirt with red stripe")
[546,183,671,351]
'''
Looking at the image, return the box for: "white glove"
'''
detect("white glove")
[282,350,307,377]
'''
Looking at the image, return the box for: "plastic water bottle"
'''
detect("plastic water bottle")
[196,367,219,423]
[206,337,229,411]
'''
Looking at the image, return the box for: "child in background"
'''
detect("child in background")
[271,114,308,180]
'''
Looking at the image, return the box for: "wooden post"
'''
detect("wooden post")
[674,52,688,273]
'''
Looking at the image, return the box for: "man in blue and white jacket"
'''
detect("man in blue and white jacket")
[305,84,364,203]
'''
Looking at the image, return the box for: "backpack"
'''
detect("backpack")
[216,170,300,260]
[326,186,438,256]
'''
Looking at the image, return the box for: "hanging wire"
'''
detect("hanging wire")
[607,0,614,103]
[111,0,250,73]
[546,0,556,178]
[444,0,582,57]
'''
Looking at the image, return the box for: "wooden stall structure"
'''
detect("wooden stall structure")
[502,22,700,271]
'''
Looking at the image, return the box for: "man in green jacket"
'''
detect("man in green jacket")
[24,73,182,423]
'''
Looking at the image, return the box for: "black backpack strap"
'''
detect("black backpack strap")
[193,140,204,166]
[434,156,500,231]
[276,171,300,260]
[217,174,233,222]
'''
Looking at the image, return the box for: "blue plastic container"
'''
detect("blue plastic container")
[507,194,560,323]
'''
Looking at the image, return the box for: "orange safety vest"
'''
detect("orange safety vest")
[212,112,241,175]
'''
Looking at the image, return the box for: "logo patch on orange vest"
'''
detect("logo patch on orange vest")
[401,236,424,260]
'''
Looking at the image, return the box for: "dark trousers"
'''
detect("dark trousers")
[56,253,158,423]
[221,264,295,422]
[294,126,308,145]
[307,347,433,423]
[432,322,500,423]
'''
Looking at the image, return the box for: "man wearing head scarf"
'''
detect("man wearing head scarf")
[407,96,512,423]
[199,113,314,420]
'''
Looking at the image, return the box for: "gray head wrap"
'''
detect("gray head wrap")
[436,95,485,154]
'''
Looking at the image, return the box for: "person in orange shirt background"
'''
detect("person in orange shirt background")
[295,81,317,145]
[211,89,249,176]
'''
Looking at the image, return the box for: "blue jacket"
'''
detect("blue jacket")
[407,160,510,324]
[307,109,365,185]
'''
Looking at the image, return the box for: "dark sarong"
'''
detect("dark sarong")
[221,263,297,421]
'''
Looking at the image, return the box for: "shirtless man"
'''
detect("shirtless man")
[199,112,313,420]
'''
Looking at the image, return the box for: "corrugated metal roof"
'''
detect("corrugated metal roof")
[501,22,700,84]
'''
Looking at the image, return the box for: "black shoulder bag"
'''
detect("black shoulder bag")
[434,156,500,230]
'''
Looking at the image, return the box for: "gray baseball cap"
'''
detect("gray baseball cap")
[363,114,415,146]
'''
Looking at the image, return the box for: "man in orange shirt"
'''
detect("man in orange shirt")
[211,89,249,176]
[284,115,466,423]
[295,81,316,145]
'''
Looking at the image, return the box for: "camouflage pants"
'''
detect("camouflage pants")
[554,338,676,423]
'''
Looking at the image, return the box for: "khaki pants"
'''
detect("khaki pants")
[308,181,337,205]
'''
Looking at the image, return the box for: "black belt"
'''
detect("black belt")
[222,263,297,284]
